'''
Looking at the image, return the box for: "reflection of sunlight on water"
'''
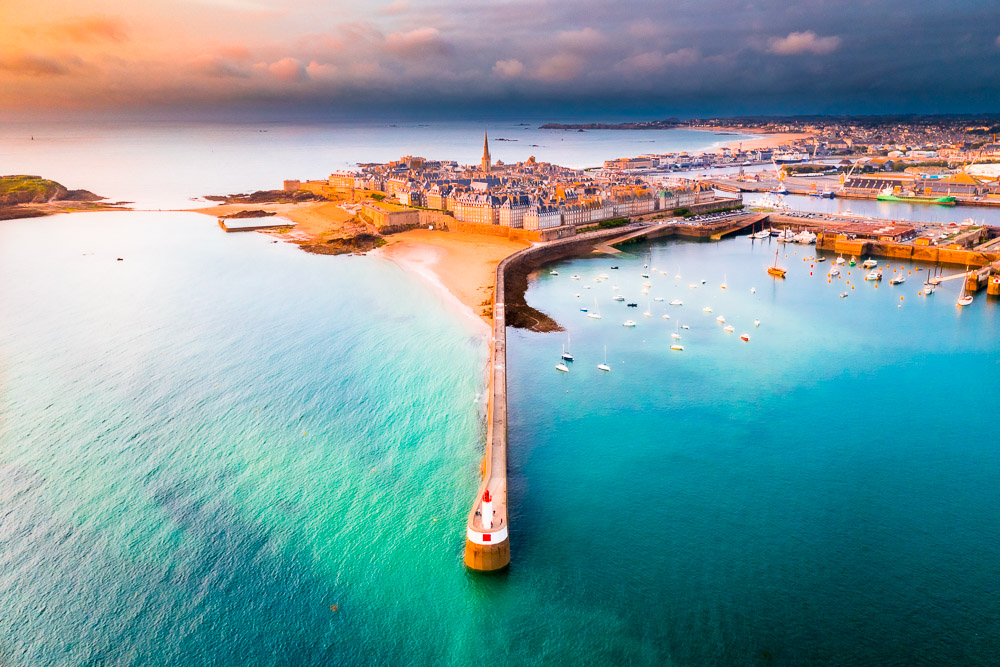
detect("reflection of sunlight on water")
[0,121,754,209]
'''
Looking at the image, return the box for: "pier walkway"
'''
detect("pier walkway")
[463,259,511,571]
[464,222,664,571]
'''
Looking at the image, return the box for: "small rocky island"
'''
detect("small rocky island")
[0,175,128,220]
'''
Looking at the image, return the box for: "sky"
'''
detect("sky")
[1,0,999,119]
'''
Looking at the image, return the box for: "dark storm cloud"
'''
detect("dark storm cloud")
[3,0,998,116]
[398,0,996,113]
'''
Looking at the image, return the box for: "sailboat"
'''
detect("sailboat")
[561,334,574,361]
[587,297,602,319]
[922,272,936,294]
[597,345,611,372]
[929,263,943,285]
[670,321,684,351]
[767,245,786,278]
[643,299,652,318]
[720,274,727,290]
[957,268,974,306]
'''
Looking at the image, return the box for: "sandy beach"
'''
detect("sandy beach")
[193,201,528,325]
[379,229,529,326]
[691,125,815,152]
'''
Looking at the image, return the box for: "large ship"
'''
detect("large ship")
[772,151,809,163]
[876,187,956,206]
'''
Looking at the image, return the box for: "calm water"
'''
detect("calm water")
[2,124,1000,665]
[0,212,498,665]
[508,238,1000,664]
[0,120,749,209]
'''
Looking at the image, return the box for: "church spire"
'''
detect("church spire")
[481,130,491,173]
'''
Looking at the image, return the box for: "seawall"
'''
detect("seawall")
[463,224,657,571]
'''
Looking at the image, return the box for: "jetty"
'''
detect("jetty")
[464,223,677,571]
[463,254,512,571]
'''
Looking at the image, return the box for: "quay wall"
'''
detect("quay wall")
[814,234,998,267]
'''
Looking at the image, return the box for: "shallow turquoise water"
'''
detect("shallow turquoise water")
[505,237,1000,664]
[5,215,998,665]
[0,212,494,665]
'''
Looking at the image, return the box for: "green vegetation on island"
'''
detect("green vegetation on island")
[0,175,125,221]
[0,175,102,206]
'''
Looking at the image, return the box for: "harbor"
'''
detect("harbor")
[464,202,1000,572]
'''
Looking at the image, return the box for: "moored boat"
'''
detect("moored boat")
[877,187,957,206]
[767,244,786,278]
[598,345,611,372]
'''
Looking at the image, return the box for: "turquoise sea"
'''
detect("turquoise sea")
[508,239,1000,664]
[2,124,999,665]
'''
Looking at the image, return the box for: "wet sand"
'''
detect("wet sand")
[379,229,530,326]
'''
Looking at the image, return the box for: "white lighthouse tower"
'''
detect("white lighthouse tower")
[481,489,493,528]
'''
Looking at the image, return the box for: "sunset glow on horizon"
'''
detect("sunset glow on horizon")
[2,1,999,117]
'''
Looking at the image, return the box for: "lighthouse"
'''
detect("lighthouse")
[481,489,493,528]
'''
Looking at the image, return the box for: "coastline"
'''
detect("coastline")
[689,125,815,152]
